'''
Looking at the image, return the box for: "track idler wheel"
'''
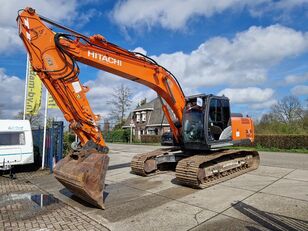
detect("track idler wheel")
[53,149,109,209]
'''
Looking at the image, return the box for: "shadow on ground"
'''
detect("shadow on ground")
[233,201,308,231]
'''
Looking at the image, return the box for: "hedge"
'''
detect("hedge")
[63,132,76,156]
[252,134,308,149]
[105,129,129,143]
[141,135,161,143]
[64,132,307,150]
[140,134,308,149]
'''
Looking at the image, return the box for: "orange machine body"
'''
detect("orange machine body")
[231,117,254,143]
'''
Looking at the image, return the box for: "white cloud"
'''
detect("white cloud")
[0,68,63,120]
[0,0,91,55]
[285,73,308,85]
[83,24,308,118]
[0,0,78,28]
[217,87,276,112]
[111,0,269,30]
[84,71,156,119]
[0,26,23,54]
[291,85,308,95]
[111,0,308,31]
[132,47,147,55]
[151,25,308,89]
[272,0,308,10]
[250,0,308,18]
[218,87,274,104]
[249,99,277,110]
[0,69,24,118]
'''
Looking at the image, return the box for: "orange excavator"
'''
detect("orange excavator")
[17,7,259,209]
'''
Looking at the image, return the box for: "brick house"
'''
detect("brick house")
[122,97,172,140]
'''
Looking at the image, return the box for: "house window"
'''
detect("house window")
[136,112,140,122]
[141,111,146,122]
[147,129,155,135]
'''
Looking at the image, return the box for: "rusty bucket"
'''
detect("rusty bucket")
[53,150,109,209]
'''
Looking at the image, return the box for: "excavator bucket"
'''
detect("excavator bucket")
[53,150,109,209]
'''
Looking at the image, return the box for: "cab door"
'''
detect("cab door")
[207,97,231,142]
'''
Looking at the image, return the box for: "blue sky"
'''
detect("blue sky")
[0,0,307,121]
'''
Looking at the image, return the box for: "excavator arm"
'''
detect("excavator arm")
[17,7,185,145]
[17,7,186,208]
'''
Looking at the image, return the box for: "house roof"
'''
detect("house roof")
[133,98,156,111]
[123,97,175,128]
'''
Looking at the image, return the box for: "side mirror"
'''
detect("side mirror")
[174,120,182,128]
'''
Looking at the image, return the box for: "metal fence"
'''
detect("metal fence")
[32,121,64,173]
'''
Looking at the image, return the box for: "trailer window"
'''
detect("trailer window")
[0,132,25,145]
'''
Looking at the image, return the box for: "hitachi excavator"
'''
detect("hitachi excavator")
[17,7,259,209]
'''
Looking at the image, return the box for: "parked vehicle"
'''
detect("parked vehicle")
[161,132,175,146]
[0,120,34,178]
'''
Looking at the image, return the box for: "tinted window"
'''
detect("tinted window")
[222,100,230,127]
[0,132,25,145]
[209,99,216,122]
[216,100,222,121]
[209,99,222,122]
[183,110,204,143]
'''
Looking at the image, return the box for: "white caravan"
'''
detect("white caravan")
[0,120,34,170]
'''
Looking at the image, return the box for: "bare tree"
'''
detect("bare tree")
[271,96,304,124]
[0,104,3,118]
[15,112,56,128]
[259,112,276,125]
[102,118,110,136]
[304,98,308,129]
[15,111,43,128]
[107,84,132,126]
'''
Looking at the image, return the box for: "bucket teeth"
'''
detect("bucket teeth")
[53,151,109,209]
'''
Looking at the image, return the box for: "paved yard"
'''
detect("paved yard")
[0,171,108,231]
[1,143,308,230]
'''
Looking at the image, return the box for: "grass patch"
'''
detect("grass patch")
[107,141,161,146]
[230,145,308,154]
[108,142,308,153]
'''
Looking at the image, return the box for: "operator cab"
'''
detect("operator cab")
[182,94,233,151]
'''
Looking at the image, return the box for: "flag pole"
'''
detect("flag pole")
[41,89,48,169]
[23,53,29,120]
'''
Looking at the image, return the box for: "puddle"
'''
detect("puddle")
[1,193,59,206]
[31,193,59,206]
[0,193,61,221]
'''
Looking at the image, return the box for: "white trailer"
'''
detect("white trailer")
[0,120,34,173]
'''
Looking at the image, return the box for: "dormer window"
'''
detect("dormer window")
[141,111,146,122]
[136,112,140,122]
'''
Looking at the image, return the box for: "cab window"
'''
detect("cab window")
[208,98,231,140]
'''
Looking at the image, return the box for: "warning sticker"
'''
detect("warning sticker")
[72,81,82,93]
